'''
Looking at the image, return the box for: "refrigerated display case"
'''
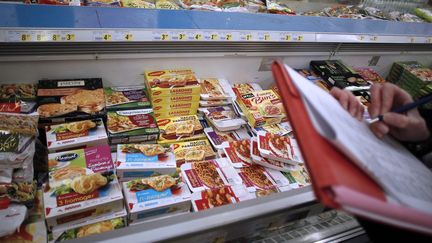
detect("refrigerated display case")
[0,2,431,242]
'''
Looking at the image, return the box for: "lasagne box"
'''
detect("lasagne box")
[44,145,124,228]
[171,139,216,166]
[151,94,201,105]
[181,158,243,193]
[199,78,231,100]
[48,209,127,243]
[157,115,206,144]
[238,90,287,128]
[237,164,290,194]
[191,184,254,212]
[45,118,108,153]
[222,140,252,168]
[144,69,201,97]
[104,86,151,111]
[107,109,160,144]
[122,177,191,223]
[250,137,298,172]
[204,127,250,150]
[116,144,177,181]
[152,100,199,112]
[37,78,105,124]
[154,108,199,119]
[257,131,303,165]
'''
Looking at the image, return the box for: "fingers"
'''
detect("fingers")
[370,83,413,118]
[330,87,364,120]
[369,84,381,117]
[382,112,410,129]
[330,87,348,110]
[370,122,389,139]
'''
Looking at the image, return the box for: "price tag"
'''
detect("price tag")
[210,34,218,40]
[124,34,133,41]
[359,35,365,41]
[296,35,303,41]
[65,33,75,41]
[264,34,270,41]
[178,33,186,40]
[160,33,169,41]
[52,34,60,41]
[225,34,233,41]
[21,34,31,42]
[285,35,291,41]
[35,34,44,41]
[103,34,112,41]
[427,38,432,44]
[194,33,202,40]
[245,34,253,41]
[370,36,378,41]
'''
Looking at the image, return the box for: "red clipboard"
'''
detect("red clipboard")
[272,61,432,235]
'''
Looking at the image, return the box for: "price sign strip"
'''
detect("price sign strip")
[1,28,431,44]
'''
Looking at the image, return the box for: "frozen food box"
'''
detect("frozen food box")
[122,175,191,223]
[229,83,263,100]
[154,109,199,119]
[144,69,201,97]
[181,158,243,193]
[45,118,108,153]
[222,140,252,168]
[0,112,39,136]
[49,209,127,243]
[191,185,255,212]
[250,137,298,172]
[310,60,368,89]
[171,139,216,166]
[237,89,287,127]
[116,144,176,181]
[157,115,206,144]
[353,67,386,84]
[0,84,37,113]
[104,85,151,110]
[204,127,250,150]
[279,165,311,191]
[44,145,124,228]
[152,101,199,113]
[257,131,303,165]
[199,99,232,107]
[151,94,201,106]
[199,78,231,100]
[37,78,105,124]
[251,122,292,136]
[237,164,290,195]
[201,106,246,132]
[107,109,160,144]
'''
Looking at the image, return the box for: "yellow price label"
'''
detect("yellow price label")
[124,34,133,41]
[52,34,60,41]
[264,34,270,41]
[210,34,218,40]
[36,34,43,41]
[21,34,31,42]
[65,34,75,41]
[297,35,303,41]
[194,34,202,40]
[285,35,291,41]
[103,34,112,41]
[161,34,169,41]
[226,34,232,41]
[245,34,252,41]
[178,33,186,40]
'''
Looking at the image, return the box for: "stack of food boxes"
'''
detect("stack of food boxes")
[39,78,127,242]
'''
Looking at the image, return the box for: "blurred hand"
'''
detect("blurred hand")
[368,83,429,142]
[330,87,364,121]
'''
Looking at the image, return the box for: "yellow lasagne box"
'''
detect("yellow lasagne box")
[238,89,287,127]
[151,95,201,105]
[171,139,216,166]
[154,109,198,119]
[152,101,199,113]
[157,115,206,144]
[144,69,201,97]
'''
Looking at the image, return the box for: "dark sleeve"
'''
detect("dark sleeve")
[402,107,432,160]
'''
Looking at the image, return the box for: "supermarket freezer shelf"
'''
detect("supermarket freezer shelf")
[0,3,431,44]
[64,186,317,243]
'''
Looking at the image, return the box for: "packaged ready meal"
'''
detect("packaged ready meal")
[122,175,191,222]
[152,101,199,113]
[107,109,160,144]
[201,106,246,132]
[171,139,216,166]
[144,69,201,97]
[37,78,105,124]
[222,140,252,168]
[49,209,127,243]
[44,145,124,228]
[250,137,298,172]
[181,158,243,193]
[199,78,231,100]
[0,112,38,136]
[257,131,303,165]
[238,89,286,127]
[154,109,198,119]
[237,164,290,195]
[280,165,311,190]
[0,84,37,113]
[229,83,263,99]
[157,115,206,144]
[204,127,250,150]
[104,86,151,110]
[116,144,176,181]
[191,184,254,212]
[199,99,232,107]
[45,118,108,153]
[251,122,291,136]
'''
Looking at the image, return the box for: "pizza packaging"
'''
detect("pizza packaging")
[251,122,291,136]
[278,165,311,192]
[48,209,127,243]
[237,164,290,194]
[45,118,108,153]
[310,60,369,89]
[157,115,206,144]
[237,89,287,127]
[257,131,303,165]
[144,69,201,97]
[37,78,106,124]
[181,158,243,193]
[201,106,246,132]
[171,139,216,166]
[353,67,386,84]
[116,144,177,182]
[222,140,252,168]
[107,109,160,145]
[199,78,231,100]
[250,137,298,172]
[104,86,151,111]
[44,145,124,228]
[191,184,255,212]
[122,176,191,223]
[204,127,250,150]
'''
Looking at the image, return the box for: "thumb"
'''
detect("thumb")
[382,113,410,129]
